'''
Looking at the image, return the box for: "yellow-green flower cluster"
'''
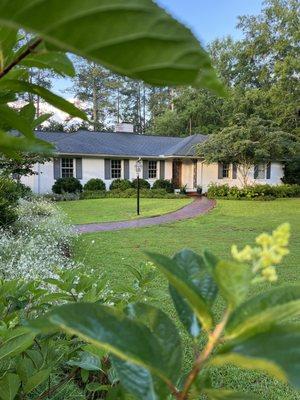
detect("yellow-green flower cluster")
[231,223,290,283]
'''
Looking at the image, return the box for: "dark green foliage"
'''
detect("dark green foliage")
[207,184,300,200]
[0,199,17,227]
[83,178,106,192]
[0,177,31,227]
[109,179,132,191]
[52,177,83,194]
[132,178,151,189]
[152,179,174,193]
[80,190,107,200]
[282,155,300,184]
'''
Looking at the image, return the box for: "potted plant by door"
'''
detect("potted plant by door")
[196,185,202,195]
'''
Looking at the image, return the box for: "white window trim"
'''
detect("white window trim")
[148,160,157,179]
[111,159,122,179]
[255,163,267,180]
[61,157,75,178]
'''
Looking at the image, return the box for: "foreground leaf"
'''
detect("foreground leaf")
[111,302,182,398]
[0,80,87,120]
[23,368,51,394]
[0,129,53,156]
[213,325,300,388]
[0,373,20,400]
[42,303,174,384]
[67,351,101,371]
[226,285,300,339]
[169,249,218,338]
[214,261,251,309]
[0,0,224,93]
[147,252,213,331]
[0,327,36,362]
[20,51,75,77]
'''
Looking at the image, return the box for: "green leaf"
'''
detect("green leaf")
[169,286,201,338]
[226,285,300,339]
[67,351,101,371]
[0,104,34,138]
[0,327,36,362]
[0,129,53,156]
[0,0,224,93]
[169,250,218,337]
[86,383,109,392]
[147,252,213,331]
[204,388,259,399]
[20,51,75,77]
[0,373,20,400]
[111,302,182,399]
[173,249,218,305]
[0,80,87,120]
[23,368,51,394]
[125,302,182,382]
[0,26,18,68]
[214,261,251,309]
[212,325,300,388]
[42,303,174,385]
[203,249,220,272]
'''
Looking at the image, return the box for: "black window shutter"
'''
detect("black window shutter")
[218,162,223,179]
[266,162,271,179]
[143,160,149,179]
[124,159,130,179]
[160,160,165,179]
[232,163,237,179]
[254,164,259,179]
[76,158,82,179]
[53,158,61,179]
[105,159,111,179]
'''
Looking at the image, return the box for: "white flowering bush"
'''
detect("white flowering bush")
[0,198,78,280]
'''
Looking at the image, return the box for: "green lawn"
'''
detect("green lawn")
[74,199,300,399]
[58,197,192,224]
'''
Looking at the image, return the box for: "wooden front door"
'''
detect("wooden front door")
[172,160,182,188]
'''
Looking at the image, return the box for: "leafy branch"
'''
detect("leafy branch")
[0,37,42,79]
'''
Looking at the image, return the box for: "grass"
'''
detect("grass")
[58,197,192,224]
[74,199,300,399]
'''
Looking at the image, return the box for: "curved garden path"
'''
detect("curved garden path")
[75,197,216,234]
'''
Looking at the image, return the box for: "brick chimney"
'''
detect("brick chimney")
[115,122,134,133]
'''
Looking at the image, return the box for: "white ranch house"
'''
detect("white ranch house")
[22,125,284,194]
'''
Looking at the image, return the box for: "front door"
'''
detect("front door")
[172,160,182,188]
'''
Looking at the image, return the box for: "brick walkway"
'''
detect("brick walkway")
[75,197,216,234]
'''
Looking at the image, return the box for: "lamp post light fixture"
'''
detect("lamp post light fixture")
[135,158,142,215]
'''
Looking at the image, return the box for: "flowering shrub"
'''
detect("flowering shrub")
[207,183,300,200]
[231,223,290,283]
[0,199,77,280]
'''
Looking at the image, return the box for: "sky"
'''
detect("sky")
[53,0,263,96]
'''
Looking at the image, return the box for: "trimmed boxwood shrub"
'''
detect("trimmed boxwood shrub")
[152,179,174,193]
[207,183,300,200]
[109,179,132,191]
[52,177,83,194]
[84,178,106,191]
[132,178,151,189]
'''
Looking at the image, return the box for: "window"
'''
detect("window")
[222,163,230,178]
[148,161,157,179]
[61,158,74,178]
[111,160,121,178]
[255,164,266,179]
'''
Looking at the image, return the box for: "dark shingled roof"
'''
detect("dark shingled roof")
[35,130,208,157]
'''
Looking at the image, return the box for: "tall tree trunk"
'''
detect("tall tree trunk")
[142,84,146,133]
[92,76,98,131]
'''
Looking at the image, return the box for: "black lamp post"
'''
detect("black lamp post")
[135,158,142,215]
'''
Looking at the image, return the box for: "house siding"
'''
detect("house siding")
[22,157,284,194]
